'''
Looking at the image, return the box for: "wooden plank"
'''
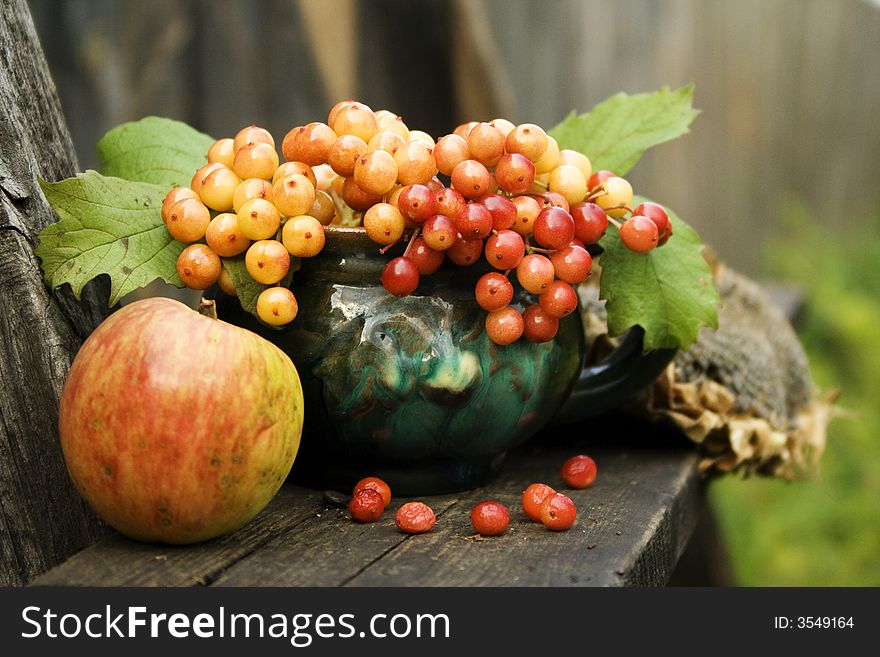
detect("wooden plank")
[0,0,113,586]
[213,499,459,587]
[341,421,701,587]
[35,415,701,587]
[34,487,324,587]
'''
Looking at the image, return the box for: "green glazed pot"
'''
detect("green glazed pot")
[215,227,673,494]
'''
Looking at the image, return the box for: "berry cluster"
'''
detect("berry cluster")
[345,454,596,536]
[161,123,329,327]
[162,101,672,343]
[348,476,392,523]
[346,476,437,534]
[522,483,577,531]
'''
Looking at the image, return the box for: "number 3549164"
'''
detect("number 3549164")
[774,617,854,629]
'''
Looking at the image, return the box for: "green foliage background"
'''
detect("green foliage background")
[710,198,880,585]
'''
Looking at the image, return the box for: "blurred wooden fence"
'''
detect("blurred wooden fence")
[27,0,880,275]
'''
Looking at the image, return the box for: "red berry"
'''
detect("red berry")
[538,280,578,319]
[533,206,575,249]
[485,306,524,345]
[539,493,577,531]
[408,236,445,275]
[397,184,437,223]
[515,253,555,294]
[588,169,615,190]
[619,215,659,253]
[395,501,436,534]
[353,476,392,507]
[494,153,536,195]
[522,482,556,522]
[434,187,467,218]
[478,193,517,231]
[561,455,597,489]
[475,272,514,312]
[522,304,559,342]
[455,202,493,241]
[349,489,385,523]
[550,244,592,284]
[632,201,670,237]
[451,159,492,199]
[535,191,570,212]
[570,202,609,244]
[470,500,510,536]
[484,229,525,269]
[447,234,483,266]
[422,214,457,251]
[382,256,420,296]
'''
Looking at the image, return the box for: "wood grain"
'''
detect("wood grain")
[0,0,111,586]
[34,416,702,587]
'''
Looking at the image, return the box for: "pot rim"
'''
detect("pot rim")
[321,225,409,256]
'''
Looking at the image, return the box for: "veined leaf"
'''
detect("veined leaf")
[598,198,719,350]
[36,171,184,305]
[550,85,699,175]
[97,116,214,188]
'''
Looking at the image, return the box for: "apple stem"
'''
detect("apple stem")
[198,297,218,320]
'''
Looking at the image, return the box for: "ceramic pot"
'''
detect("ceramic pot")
[214,227,673,494]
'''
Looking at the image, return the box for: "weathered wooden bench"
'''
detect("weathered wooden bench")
[32,286,803,588]
[34,416,701,587]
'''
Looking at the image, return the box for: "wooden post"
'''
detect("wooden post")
[0,0,112,585]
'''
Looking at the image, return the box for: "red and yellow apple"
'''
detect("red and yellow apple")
[58,297,303,544]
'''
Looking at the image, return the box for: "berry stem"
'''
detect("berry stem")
[378,240,400,255]
[402,228,421,258]
[608,217,623,229]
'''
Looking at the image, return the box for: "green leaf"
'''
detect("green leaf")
[97,116,214,187]
[549,85,699,175]
[598,198,719,350]
[222,255,301,316]
[36,171,184,305]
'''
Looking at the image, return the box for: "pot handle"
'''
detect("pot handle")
[552,327,676,425]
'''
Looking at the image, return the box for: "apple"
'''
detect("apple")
[58,297,304,544]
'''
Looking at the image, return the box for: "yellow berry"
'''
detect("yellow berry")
[281,215,326,258]
[198,166,241,211]
[207,138,235,168]
[165,198,210,243]
[233,142,279,180]
[256,287,298,326]
[595,176,633,218]
[237,197,281,241]
[273,173,316,217]
[245,240,290,285]
[176,244,220,290]
[233,125,274,154]
[205,212,252,257]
